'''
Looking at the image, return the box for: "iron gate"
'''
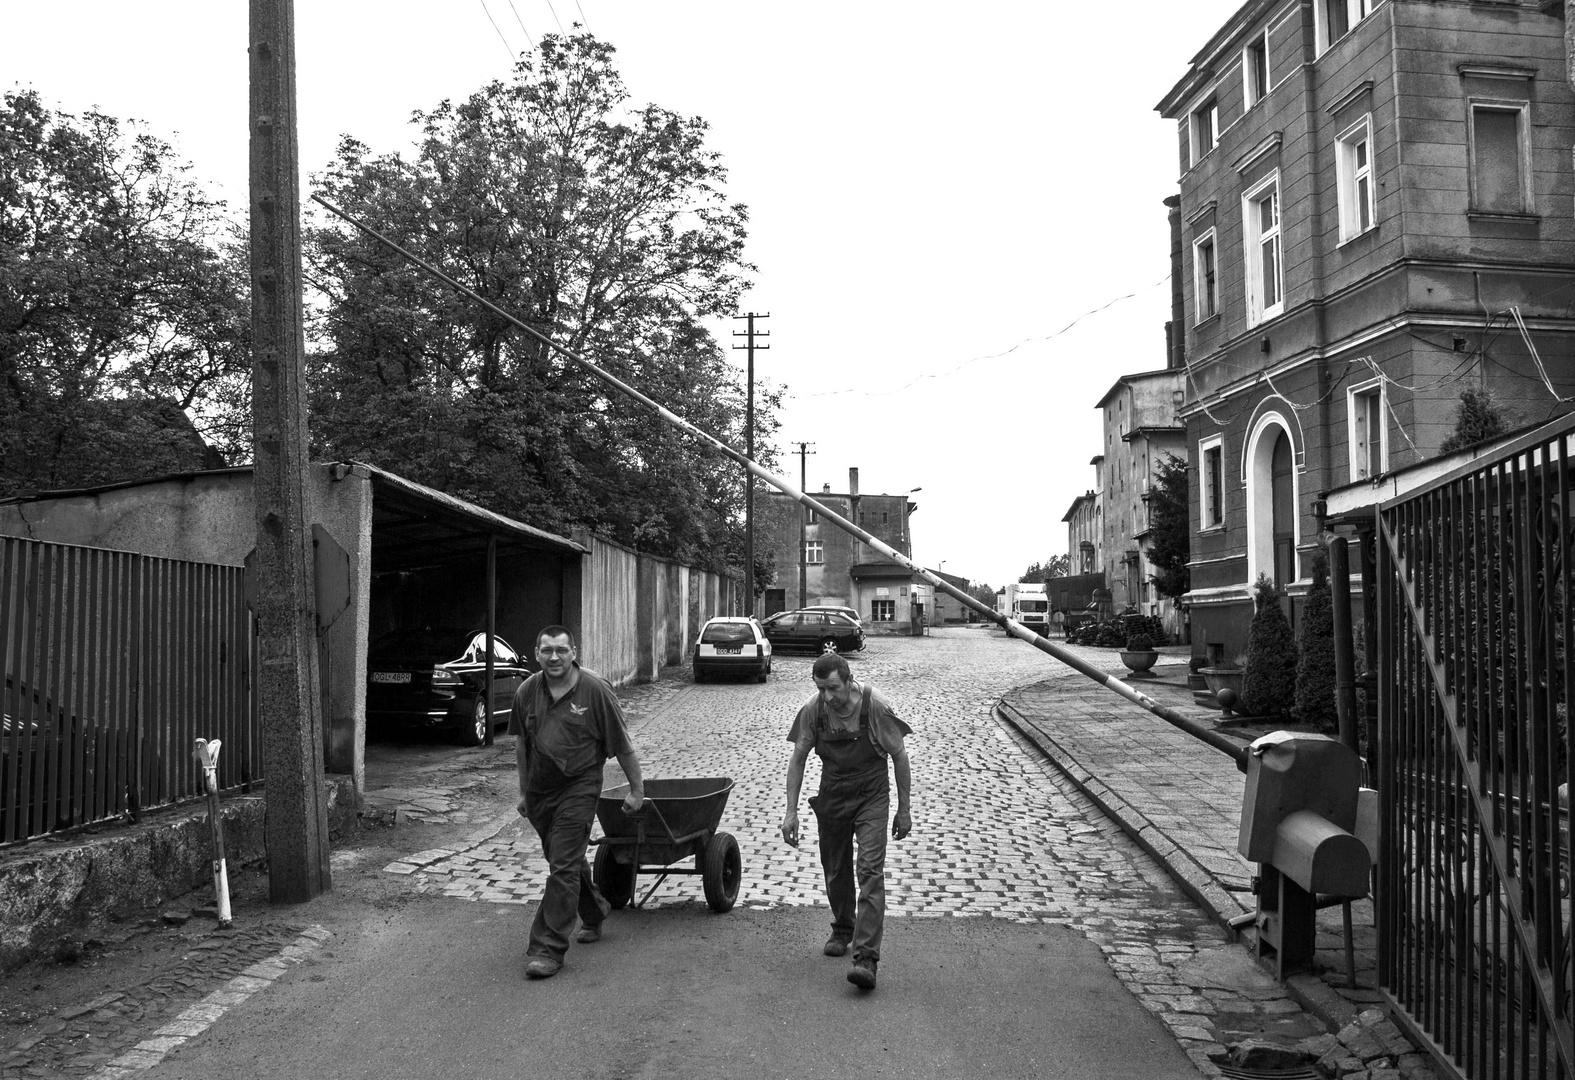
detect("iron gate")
[1377,416,1575,1079]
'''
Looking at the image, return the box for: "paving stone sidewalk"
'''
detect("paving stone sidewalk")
[996,654,1394,1051]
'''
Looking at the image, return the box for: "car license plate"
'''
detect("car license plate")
[716,647,741,655]
[371,671,411,684]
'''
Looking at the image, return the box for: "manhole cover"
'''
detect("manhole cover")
[1216,1066,1322,1080]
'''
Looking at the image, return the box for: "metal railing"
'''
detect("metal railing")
[0,537,257,844]
[1377,416,1575,1079]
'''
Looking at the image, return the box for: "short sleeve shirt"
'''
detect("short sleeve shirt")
[511,665,635,786]
[786,683,909,757]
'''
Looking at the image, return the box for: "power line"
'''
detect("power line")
[543,0,567,35]
[796,273,1171,400]
[478,0,518,62]
[505,0,538,51]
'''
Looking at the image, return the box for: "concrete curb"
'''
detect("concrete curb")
[995,698,1370,1041]
[995,700,1250,930]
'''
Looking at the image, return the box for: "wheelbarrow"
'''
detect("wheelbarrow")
[591,777,740,913]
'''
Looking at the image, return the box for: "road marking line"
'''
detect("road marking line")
[85,924,331,1079]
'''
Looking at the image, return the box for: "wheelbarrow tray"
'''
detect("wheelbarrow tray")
[596,777,734,866]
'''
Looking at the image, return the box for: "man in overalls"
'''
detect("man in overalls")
[782,651,912,990]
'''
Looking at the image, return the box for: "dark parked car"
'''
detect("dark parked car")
[760,609,866,654]
[800,604,863,628]
[692,617,772,682]
[365,627,531,745]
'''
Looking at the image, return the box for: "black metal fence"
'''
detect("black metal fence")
[1377,417,1575,1079]
[0,537,257,844]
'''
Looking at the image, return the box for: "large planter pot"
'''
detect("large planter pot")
[1119,649,1159,674]
[1200,667,1249,714]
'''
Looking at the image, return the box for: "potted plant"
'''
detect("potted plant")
[1119,633,1160,674]
[1200,656,1249,713]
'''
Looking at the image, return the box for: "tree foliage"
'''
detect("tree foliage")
[1019,556,1069,583]
[1294,553,1338,734]
[1145,452,1190,599]
[1439,386,1513,456]
[305,34,768,569]
[1243,574,1298,718]
[0,89,249,496]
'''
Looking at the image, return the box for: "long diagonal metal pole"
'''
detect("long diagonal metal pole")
[310,194,1247,767]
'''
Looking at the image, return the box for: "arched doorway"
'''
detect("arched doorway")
[1245,412,1300,589]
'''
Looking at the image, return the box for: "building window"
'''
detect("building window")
[1192,229,1218,323]
[1349,381,1386,480]
[806,507,818,524]
[804,540,823,565]
[1469,102,1531,215]
[1190,98,1219,165]
[1244,34,1269,107]
[1318,0,1381,54]
[1200,437,1224,529]
[1336,115,1376,241]
[871,599,895,622]
[1243,174,1283,325]
[881,511,889,524]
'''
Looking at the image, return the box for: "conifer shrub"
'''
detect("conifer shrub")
[1243,575,1298,719]
[1294,554,1338,734]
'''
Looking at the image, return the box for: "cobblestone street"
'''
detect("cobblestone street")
[378,626,1329,1075]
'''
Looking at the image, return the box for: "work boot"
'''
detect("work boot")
[823,936,850,957]
[847,956,877,990]
[525,957,562,979]
[575,923,602,944]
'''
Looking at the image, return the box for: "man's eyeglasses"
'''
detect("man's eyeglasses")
[537,646,573,657]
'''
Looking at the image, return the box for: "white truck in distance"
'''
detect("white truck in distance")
[1001,582,1050,636]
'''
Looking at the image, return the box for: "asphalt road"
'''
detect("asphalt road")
[138,893,1195,1080]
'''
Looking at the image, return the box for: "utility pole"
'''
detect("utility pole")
[249,0,331,902]
[733,313,769,617]
[794,441,815,609]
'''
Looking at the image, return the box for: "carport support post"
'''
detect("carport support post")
[249,0,331,902]
[483,536,496,747]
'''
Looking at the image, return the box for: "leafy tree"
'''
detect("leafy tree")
[1439,386,1513,456]
[965,581,998,615]
[1294,553,1338,734]
[1019,556,1069,583]
[305,33,766,570]
[1145,452,1190,599]
[0,89,250,496]
[1243,574,1298,718]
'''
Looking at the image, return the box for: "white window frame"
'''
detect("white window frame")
[1190,97,1219,166]
[1347,378,1387,481]
[804,540,824,565]
[1199,435,1225,530]
[1243,32,1270,108]
[1336,114,1377,242]
[1242,172,1284,326]
[1316,0,1382,55]
[1192,228,1219,324]
[1467,99,1533,215]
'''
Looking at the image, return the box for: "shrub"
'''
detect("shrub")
[1294,554,1339,734]
[1243,575,1298,718]
[1125,634,1155,652]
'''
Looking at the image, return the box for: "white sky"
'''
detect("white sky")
[1,0,1245,590]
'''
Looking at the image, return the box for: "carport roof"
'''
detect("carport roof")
[351,462,587,573]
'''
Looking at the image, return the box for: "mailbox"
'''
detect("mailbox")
[1238,732,1371,981]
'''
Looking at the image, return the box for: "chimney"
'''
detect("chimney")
[849,468,859,497]
[822,482,831,494]
[1165,194,1184,370]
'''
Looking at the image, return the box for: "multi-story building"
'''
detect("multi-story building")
[759,467,926,629]
[1159,0,1575,661]
[1096,370,1188,636]
[1062,487,1100,576]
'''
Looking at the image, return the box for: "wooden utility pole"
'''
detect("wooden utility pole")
[794,441,815,609]
[249,0,331,902]
[733,314,769,617]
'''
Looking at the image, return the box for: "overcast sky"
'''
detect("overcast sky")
[2,0,1246,590]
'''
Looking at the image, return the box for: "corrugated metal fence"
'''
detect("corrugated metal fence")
[0,537,256,844]
[1377,416,1575,1079]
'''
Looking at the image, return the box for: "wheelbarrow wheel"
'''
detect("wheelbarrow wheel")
[702,831,741,913]
[594,844,634,910]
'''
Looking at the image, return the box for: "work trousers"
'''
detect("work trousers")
[814,785,889,962]
[524,773,610,962]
